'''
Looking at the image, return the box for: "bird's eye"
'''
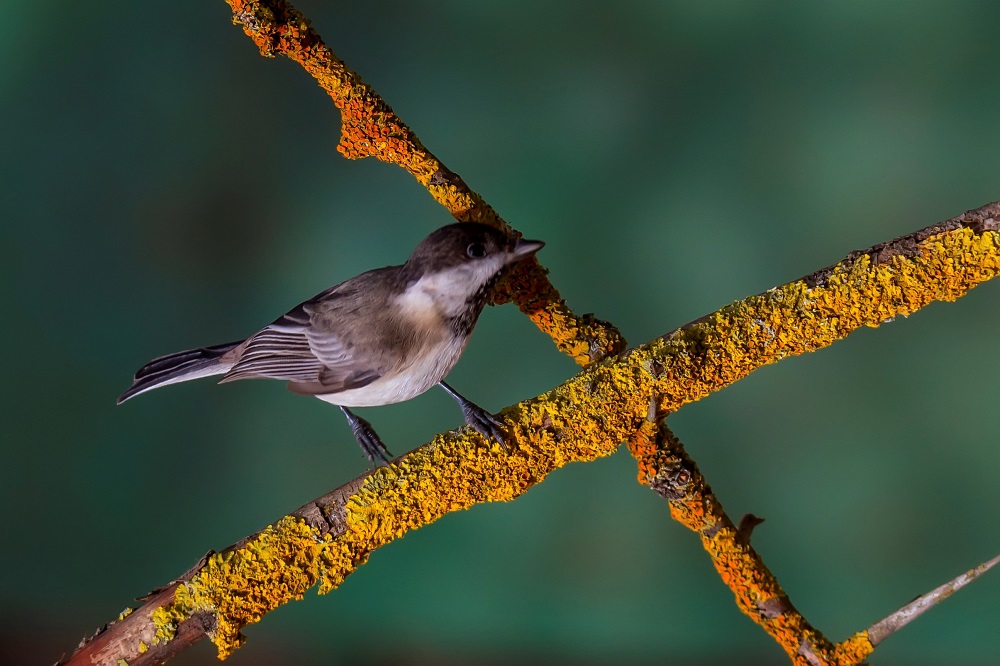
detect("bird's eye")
[466,242,487,258]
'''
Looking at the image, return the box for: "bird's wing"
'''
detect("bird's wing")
[220,288,382,393]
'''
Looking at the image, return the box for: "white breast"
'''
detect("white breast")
[314,271,480,408]
[316,336,467,407]
[315,334,467,407]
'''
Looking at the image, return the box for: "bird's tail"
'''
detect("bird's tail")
[117,341,243,405]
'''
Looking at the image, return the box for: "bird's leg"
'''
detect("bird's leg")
[339,406,394,467]
[438,381,509,452]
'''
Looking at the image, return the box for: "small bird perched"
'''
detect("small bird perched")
[118,222,544,465]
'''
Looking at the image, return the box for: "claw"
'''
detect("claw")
[340,406,393,467]
[461,402,509,452]
[438,381,510,452]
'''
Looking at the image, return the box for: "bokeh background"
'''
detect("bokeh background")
[3,1,1000,664]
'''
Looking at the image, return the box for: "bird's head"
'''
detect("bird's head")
[400,222,544,318]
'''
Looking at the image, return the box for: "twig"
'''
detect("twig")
[867,553,1000,646]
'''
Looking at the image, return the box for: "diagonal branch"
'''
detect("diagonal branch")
[627,405,841,664]
[224,0,627,365]
[628,403,1000,665]
[63,203,1000,665]
[865,552,1000,647]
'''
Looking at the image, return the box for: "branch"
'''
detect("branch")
[629,403,1000,665]
[63,202,1000,664]
[865,552,1000,647]
[627,405,838,664]
[829,554,1000,663]
[224,0,626,365]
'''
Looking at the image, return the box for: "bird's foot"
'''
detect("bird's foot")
[438,381,510,452]
[340,406,394,468]
[459,402,509,452]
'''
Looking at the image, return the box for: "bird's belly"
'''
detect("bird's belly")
[314,335,466,408]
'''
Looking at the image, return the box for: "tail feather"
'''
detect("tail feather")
[118,341,243,404]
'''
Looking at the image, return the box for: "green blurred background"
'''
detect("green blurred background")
[3,1,1000,664]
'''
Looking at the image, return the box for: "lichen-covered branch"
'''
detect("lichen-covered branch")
[628,404,1000,665]
[628,406,866,665]
[645,204,1000,418]
[63,203,1000,665]
[223,0,626,365]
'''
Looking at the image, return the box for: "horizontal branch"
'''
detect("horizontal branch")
[65,202,1000,664]
[224,0,626,364]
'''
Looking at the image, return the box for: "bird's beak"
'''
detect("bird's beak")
[511,238,545,258]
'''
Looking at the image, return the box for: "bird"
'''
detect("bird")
[118,222,544,466]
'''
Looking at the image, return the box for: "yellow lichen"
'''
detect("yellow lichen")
[150,604,179,646]
[147,21,1000,653]
[151,517,346,658]
[833,632,875,664]
[145,224,999,660]
[631,228,1000,418]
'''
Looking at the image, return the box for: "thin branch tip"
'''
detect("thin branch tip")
[867,552,1000,646]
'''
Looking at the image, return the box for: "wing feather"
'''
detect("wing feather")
[220,290,384,392]
[220,327,320,383]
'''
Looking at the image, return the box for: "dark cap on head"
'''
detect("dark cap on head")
[405,223,543,274]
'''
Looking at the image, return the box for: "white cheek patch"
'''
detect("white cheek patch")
[397,257,506,319]
[393,282,439,326]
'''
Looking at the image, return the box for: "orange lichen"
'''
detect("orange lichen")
[833,633,875,664]
[152,395,625,659]
[224,0,627,366]
[632,420,838,663]
[626,417,659,484]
